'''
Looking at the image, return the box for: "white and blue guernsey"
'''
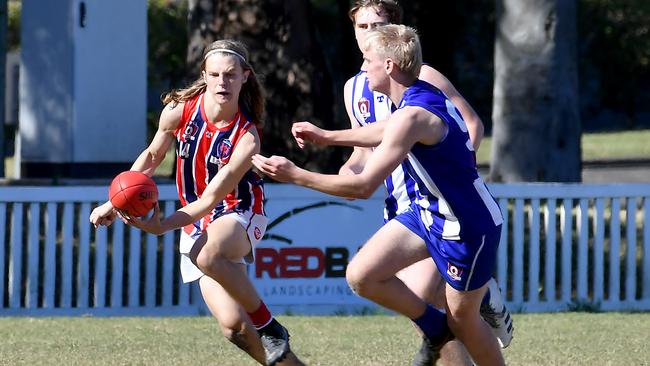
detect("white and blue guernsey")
[394,79,503,290]
[349,70,420,221]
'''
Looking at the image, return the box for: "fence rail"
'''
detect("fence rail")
[0,183,648,316]
[489,183,650,311]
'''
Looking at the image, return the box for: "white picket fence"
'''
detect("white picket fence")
[489,183,650,312]
[0,183,648,316]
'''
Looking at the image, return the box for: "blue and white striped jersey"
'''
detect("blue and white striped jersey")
[349,70,419,221]
[398,80,503,240]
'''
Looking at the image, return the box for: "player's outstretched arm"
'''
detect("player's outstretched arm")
[254,108,447,200]
[90,102,182,229]
[252,153,380,199]
[292,120,387,149]
[291,78,388,150]
[129,128,260,235]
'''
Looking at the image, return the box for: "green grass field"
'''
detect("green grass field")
[1,313,648,365]
[474,129,650,165]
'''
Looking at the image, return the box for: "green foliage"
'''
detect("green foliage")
[147,0,188,92]
[146,0,188,143]
[579,0,650,130]
[7,0,21,50]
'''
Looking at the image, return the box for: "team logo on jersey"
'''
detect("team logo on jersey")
[182,121,199,141]
[446,263,463,281]
[214,139,233,166]
[358,97,371,120]
[254,226,262,240]
[205,131,213,139]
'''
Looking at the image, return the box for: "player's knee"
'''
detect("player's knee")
[195,250,226,277]
[446,304,481,333]
[346,264,372,296]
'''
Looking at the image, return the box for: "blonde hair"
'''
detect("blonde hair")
[363,24,422,79]
[162,40,265,125]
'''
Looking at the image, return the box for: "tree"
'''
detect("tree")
[0,0,6,177]
[186,0,341,172]
[490,0,581,182]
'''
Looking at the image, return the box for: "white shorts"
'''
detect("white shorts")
[179,210,269,283]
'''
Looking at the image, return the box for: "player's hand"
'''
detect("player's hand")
[89,201,117,228]
[291,121,328,149]
[118,202,165,235]
[252,154,299,183]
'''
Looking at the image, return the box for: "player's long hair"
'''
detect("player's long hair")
[162,40,265,126]
[348,0,402,24]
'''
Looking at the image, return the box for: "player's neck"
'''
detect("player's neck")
[387,83,409,107]
[203,94,239,125]
[387,74,417,106]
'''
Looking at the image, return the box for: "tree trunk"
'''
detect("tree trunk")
[490,0,581,182]
[186,0,339,172]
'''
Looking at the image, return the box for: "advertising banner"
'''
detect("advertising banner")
[251,184,385,314]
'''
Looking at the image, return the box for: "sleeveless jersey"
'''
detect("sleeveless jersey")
[398,80,503,240]
[349,70,420,221]
[174,93,265,236]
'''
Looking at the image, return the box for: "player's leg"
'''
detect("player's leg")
[431,226,504,365]
[191,216,262,310]
[398,260,473,366]
[200,275,307,366]
[402,259,514,349]
[445,283,504,366]
[190,215,291,365]
[346,218,455,364]
[199,274,266,365]
[346,219,431,317]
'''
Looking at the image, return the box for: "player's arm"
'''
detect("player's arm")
[253,108,446,199]
[131,102,183,176]
[133,128,260,235]
[293,78,387,149]
[291,119,387,149]
[90,103,182,228]
[419,65,484,150]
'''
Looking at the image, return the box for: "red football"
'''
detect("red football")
[108,171,158,217]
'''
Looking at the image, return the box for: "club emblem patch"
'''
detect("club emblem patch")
[216,139,233,164]
[358,97,371,120]
[182,121,199,141]
[447,263,463,281]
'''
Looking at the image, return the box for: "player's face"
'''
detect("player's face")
[362,49,388,93]
[353,7,389,54]
[202,54,249,105]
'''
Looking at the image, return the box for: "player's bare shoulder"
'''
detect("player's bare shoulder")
[343,77,355,107]
[159,101,185,133]
[394,105,447,145]
[244,123,262,146]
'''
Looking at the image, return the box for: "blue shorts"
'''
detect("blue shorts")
[394,205,501,291]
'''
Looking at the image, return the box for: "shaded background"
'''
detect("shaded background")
[7,0,650,175]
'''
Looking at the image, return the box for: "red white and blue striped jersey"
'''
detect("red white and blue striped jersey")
[349,70,421,222]
[398,80,503,240]
[174,93,265,235]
